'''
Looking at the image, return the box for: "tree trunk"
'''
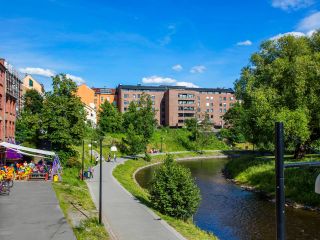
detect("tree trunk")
[293,143,306,159]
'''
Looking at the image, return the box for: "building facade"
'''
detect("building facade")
[92,87,116,110]
[117,85,236,127]
[76,84,97,126]
[0,59,22,141]
[22,74,45,96]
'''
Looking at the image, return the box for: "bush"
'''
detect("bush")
[149,155,201,220]
[144,152,151,162]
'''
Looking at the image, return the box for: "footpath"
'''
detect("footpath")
[0,181,76,240]
[87,158,186,240]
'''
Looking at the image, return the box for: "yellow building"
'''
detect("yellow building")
[22,74,45,95]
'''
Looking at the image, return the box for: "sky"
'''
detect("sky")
[1,0,320,90]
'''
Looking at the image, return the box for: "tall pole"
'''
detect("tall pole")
[81,140,84,180]
[275,122,285,240]
[99,138,103,224]
[90,139,93,164]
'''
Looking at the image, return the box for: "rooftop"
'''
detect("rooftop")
[117,84,234,93]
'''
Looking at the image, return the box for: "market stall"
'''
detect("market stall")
[0,142,62,181]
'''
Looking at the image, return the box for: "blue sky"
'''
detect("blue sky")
[1,0,320,90]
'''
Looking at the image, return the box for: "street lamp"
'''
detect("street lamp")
[275,122,320,240]
[315,174,320,194]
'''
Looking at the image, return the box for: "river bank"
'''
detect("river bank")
[223,155,320,212]
[113,152,223,240]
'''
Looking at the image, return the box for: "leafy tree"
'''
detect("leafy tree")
[16,90,44,145]
[149,155,201,220]
[121,124,145,155]
[122,93,157,153]
[229,31,320,158]
[98,100,122,134]
[40,74,86,156]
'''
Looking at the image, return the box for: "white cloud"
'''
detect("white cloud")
[19,67,55,77]
[172,64,183,72]
[66,74,85,85]
[272,0,313,11]
[176,82,199,88]
[190,65,206,74]
[142,75,176,84]
[142,75,199,88]
[297,12,320,32]
[237,40,252,46]
[270,31,307,40]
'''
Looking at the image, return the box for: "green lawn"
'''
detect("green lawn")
[113,155,219,240]
[225,155,320,207]
[53,168,109,240]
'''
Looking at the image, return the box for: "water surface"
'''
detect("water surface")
[135,158,320,240]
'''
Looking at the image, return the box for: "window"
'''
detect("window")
[151,95,155,99]
[206,103,209,107]
[124,94,129,98]
[230,103,234,107]
[219,103,222,107]
[107,97,110,101]
[224,109,227,112]
[230,97,234,100]
[219,97,222,101]
[223,97,227,101]
[29,79,33,87]
[210,96,213,100]
[223,103,227,107]
[124,100,129,105]
[219,108,222,113]
[206,109,209,112]
[94,99,97,104]
[101,97,104,102]
[124,107,127,111]
[206,96,209,100]
[133,94,136,99]
[211,115,213,118]
[210,103,214,106]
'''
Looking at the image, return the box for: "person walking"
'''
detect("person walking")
[107,154,111,162]
[113,153,117,162]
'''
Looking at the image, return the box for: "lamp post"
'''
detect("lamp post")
[160,137,163,152]
[99,138,103,224]
[90,139,93,164]
[275,122,320,240]
[81,140,84,181]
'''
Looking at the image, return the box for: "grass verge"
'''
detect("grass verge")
[53,167,109,240]
[225,155,320,207]
[113,154,219,240]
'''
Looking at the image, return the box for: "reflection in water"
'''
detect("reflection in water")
[135,158,320,240]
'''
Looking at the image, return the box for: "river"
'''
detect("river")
[135,158,320,240]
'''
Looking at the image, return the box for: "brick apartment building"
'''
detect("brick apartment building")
[117,84,236,127]
[0,59,22,141]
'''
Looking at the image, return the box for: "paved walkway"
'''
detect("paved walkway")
[87,159,186,240]
[0,181,76,240]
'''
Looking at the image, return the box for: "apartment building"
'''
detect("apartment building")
[117,84,236,127]
[76,84,97,126]
[0,59,22,141]
[22,74,45,96]
[92,87,116,110]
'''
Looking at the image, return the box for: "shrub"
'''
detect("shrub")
[149,155,201,220]
[144,152,151,162]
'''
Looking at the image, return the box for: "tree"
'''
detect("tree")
[16,89,44,145]
[229,31,320,158]
[149,155,201,220]
[98,100,122,134]
[121,124,145,155]
[40,74,86,156]
[122,93,157,153]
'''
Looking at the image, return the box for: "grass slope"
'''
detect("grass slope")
[225,155,320,207]
[113,155,219,240]
[53,168,109,240]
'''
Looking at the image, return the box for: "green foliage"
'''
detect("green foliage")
[98,100,122,134]
[144,152,152,162]
[225,155,320,206]
[149,155,201,220]
[122,93,157,154]
[16,89,44,145]
[40,74,86,156]
[122,124,146,155]
[228,31,320,156]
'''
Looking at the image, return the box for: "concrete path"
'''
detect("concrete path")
[0,181,76,240]
[87,159,186,240]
